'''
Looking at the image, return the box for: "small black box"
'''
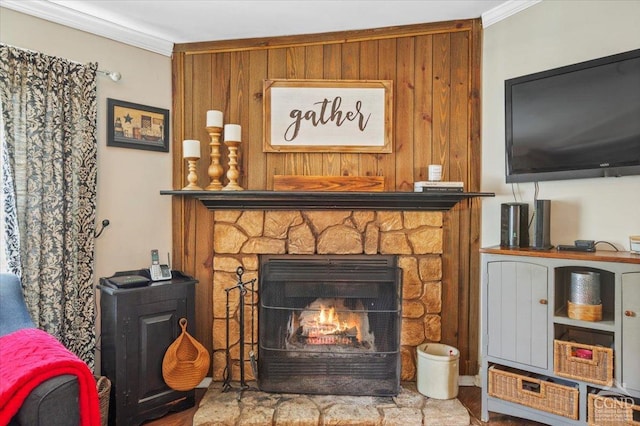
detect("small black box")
[532,199,552,250]
[106,274,150,288]
[500,202,529,248]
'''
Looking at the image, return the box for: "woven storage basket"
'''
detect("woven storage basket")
[488,365,579,419]
[588,393,640,425]
[554,339,613,386]
[95,375,111,426]
[162,318,210,391]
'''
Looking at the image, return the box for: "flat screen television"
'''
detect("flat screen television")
[505,48,640,183]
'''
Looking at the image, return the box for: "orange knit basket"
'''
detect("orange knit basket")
[162,318,210,391]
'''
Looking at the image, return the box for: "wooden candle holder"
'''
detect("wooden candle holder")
[183,157,202,190]
[222,140,243,191]
[205,126,224,190]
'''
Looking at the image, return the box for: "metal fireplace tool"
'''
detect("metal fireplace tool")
[222,266,257,398]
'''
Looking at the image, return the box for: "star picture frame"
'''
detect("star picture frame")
[107,98,170,152]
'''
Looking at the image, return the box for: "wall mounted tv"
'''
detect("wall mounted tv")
[505,48,640,183]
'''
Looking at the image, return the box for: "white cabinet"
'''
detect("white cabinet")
[622,272,640,393]
[481,248,640,425]
[486,261,548,368]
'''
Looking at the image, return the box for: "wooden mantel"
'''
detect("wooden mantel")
[160,190,495,211]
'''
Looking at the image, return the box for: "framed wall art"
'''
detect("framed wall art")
[107,98,170,152]
[263,79,393,153]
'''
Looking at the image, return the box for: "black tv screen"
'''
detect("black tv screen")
[505,48,640,183]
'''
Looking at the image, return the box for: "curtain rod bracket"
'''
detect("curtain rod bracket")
[97,69,121,82]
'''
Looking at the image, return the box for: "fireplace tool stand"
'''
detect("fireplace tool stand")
[222,266,257,397]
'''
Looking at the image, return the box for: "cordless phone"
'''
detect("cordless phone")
[150,249,172,281]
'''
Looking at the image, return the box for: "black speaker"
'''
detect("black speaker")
[532,199,552,250]
[500,203,529,248]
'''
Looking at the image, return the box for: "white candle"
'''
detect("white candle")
[206,110,223,128]
[183,139,200,158]
[224,124,241,142]
[428,164,442,181]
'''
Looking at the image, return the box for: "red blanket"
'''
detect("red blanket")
[0,328,100,426]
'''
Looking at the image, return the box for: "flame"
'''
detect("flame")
[311,305,348,336]
[319,305,326,324]
[302,305,353,345]
[288,298,376,351]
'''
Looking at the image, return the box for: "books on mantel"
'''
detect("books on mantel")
[414,181,464,193]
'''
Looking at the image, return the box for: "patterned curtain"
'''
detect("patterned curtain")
[0,44,98,368]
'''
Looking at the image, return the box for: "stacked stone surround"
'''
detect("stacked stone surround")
[211,209,444,382]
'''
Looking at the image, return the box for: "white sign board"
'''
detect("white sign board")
[264,79,393,153]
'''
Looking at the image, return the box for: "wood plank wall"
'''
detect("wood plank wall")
[170,19,483,376]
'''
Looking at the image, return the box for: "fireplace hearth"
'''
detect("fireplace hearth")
[258,255,402,396]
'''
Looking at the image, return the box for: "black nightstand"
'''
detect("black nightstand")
[98,270,198,426]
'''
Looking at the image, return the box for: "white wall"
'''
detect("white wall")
[0,8,173,279]
[482,0,640,250]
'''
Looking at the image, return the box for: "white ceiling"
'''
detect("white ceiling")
[1,0,540,56]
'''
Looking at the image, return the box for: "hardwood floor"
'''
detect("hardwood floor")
[142,388,205,426]
[458,386,545,425]
[142,386,545,425]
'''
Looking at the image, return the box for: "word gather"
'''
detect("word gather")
[284,96,372,141]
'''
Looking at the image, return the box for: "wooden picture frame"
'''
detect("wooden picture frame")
[107,98,169,152]
[263,79,393,153]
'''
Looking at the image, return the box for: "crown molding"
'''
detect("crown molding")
[0,0,174,56]
[3,0,538,55]
[482,0,542,28]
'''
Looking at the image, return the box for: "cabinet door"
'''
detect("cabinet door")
[622,272,640,393]
[487,261,548,368]
[124,297,189,422]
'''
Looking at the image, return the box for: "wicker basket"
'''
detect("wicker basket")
[554,339,613,386]
[95,375,111,426]
[488,365,579,419]
[588,393,640,425]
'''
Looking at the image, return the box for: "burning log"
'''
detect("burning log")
[285,297,376,351]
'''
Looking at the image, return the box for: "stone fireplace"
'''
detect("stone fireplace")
[258,254,401,396]
[211,209,443,387]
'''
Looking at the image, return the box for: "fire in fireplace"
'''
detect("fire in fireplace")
[287,297,376,350]
[258,255,402,396]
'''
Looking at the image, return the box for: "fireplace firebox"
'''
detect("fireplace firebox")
[258,255,402,396]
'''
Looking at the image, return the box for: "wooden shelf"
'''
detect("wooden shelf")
[160,190,494,211]
[480,246,640,265]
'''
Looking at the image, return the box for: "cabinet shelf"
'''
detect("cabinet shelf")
[553,312,615,332]
[554,266,615,332]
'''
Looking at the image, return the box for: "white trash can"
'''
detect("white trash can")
[416,343,459,399]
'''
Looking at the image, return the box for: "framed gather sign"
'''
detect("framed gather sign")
[263,79,393,153]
